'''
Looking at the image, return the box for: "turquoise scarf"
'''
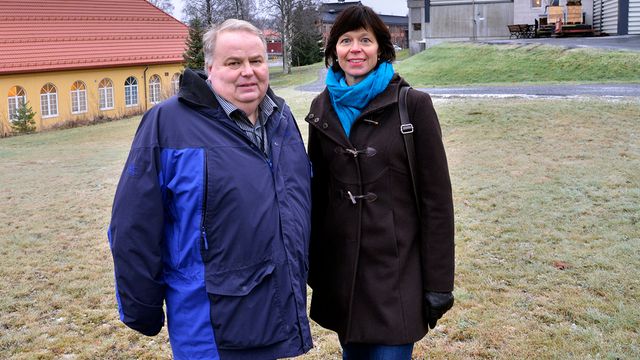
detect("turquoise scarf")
[326,62,395,138]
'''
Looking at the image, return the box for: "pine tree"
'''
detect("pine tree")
[11,101,37,134]
[292,31,323,66]
[291,1,322,66]
[183,17,206,70]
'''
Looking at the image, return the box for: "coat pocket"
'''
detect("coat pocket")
[205,260,288,349]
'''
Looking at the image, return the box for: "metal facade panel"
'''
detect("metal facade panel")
[428,2,512,38]
[629,0,640,34]
[593,0,619,34]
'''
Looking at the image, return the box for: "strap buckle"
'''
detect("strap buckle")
[400,123,414,134]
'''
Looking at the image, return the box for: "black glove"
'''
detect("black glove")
[423,291,454,329]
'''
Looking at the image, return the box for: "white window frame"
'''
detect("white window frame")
[99,78,114,110]
[171,73,180,95]
[125,76,138,107]
[40,83,58,118]
[149,75,161,104]
[70,81,88,114]
[8,86,27,122]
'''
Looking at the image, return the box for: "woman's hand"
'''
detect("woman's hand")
[423,292,454,329]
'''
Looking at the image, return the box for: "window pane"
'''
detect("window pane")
[72,92,78,112]
[172,73,180,95]
[80,91,86,112]
[51,94,58,115]
[41,94,49,117]
[107,88,114,108]
[100,88,106,109]
[8,98,17,120]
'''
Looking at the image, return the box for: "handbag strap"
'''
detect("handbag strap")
[398,86,421,217]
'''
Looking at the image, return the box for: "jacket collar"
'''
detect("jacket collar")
[306,74,409,145]
[359,74,409,117]
[178,68,285,111]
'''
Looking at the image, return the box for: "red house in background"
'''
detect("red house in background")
[264,29,283,58]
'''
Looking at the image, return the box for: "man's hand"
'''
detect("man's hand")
[424,291,454,329]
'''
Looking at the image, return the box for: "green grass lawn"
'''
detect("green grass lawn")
[396,42,640,86]
[1,95,638,359]
[269,62,324,88]
[267,43,640,90]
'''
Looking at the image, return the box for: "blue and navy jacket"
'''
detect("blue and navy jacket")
[108,69,313,360]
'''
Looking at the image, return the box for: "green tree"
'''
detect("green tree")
[291,1,322,66]
[11,101,37,134]
[183,17,206,70]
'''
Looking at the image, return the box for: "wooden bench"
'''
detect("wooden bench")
[507,24,535,39]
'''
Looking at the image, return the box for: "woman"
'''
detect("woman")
[305,5,455,359]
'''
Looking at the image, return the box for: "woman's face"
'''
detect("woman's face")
[335,27,379,86]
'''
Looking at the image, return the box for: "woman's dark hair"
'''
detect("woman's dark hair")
[324,5,395,72]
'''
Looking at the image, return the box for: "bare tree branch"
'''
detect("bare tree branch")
[147,0,175,15]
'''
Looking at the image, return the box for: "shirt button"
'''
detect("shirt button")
[314,117,320,123]
[322,123,328,129]
[274,141,279,146]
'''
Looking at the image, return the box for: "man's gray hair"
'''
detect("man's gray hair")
[203,19,267,73]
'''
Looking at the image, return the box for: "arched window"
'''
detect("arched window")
[70,81,87,114]
[149,74,161,104]
[125,76,138,107]
[7,86,26,121]
[171,73,181,95]
[40,83,58,118]
[98,78,114,110]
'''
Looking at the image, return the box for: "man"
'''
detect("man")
[108,19,313,360]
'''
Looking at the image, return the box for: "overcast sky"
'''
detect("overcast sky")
[169,0,408,21]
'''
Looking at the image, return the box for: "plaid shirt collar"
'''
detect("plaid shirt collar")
[210,84,277,127]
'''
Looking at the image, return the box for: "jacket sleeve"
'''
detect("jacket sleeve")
[410,90,455,292]
[306,119,330,290]
[107,114,166,336]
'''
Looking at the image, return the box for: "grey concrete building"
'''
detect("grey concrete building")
[408,0,513,52]
[408,0,639,53]
[593,0,640,35]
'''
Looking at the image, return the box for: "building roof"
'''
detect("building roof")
[320,1,407,27]
[320,1,363,13]
[378,15,408,27]
[320,0,361,22]
[0,0,188,75]
[263,29,282,40]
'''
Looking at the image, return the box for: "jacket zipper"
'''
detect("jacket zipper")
[200,150,209,250]
[198,107,282,251]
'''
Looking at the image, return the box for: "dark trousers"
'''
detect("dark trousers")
[341,343,414,360]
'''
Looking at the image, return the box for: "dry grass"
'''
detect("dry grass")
[1,96,638,359]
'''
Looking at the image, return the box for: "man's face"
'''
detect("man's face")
[207,30,269,108]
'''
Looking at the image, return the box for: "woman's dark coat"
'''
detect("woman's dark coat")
[305,75,455,344]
